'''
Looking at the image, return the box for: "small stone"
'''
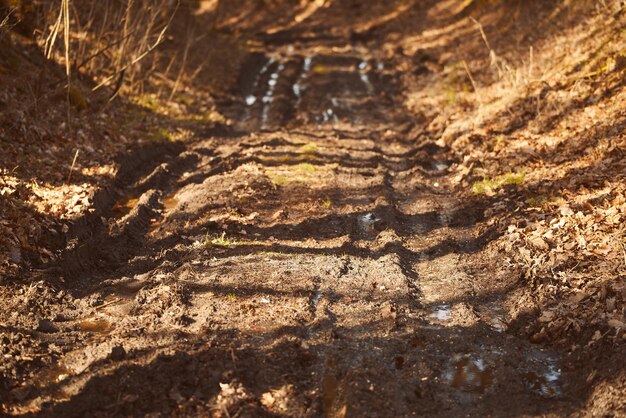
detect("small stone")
[607,319,625,329]
[380,302,397,320]
[529,236,549,250]
[110,345,126,360]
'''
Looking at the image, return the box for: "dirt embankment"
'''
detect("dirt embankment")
[1,0,625,416]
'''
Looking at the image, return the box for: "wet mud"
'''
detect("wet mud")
[2,7,591,418]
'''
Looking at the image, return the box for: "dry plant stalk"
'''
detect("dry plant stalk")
[0,8,14,37]
[66,149,79,185]
[92,0,180,93]
[169,25,194,100]
[44,0,72,79]
[470,17,502,76]
[42,0,72,125]
[462,60,479,98]
[39,0,180,97]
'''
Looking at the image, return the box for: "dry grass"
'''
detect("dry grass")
[407,1,625,146]
[0,8,13,38]
[37,0,180,97]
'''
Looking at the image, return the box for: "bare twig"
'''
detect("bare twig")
[470,17,493,55]
[75,30,137,72]
[470,17,502,76]
[63,0,71,128]
[528,46,534,81]
[92,1,180,92]
[107,69,126,102]
[0,9,15,38]
[169,25,194,100]
[66,149,79,185]
[94,298,122,310]
[462,60,479,94]
[44,6,64,59]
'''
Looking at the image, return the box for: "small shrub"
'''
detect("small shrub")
[204,232,236,248]
[267,172,290,187]
[472,171,525,195]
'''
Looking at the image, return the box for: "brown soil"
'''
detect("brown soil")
[1,1,625,417]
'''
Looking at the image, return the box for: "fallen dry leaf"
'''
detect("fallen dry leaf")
[607,319,625,329]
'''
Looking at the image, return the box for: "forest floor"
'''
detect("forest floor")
[0,0,625,416]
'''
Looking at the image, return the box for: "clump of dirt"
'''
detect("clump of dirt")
[133,282,191,325]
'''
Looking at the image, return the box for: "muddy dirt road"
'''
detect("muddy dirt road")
[3,14,602,418]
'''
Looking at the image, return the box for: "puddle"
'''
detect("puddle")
[111,196,139,217]
[293,82,302,98]
[40,364,71,385]
[524,370,561,399]
[244,57,274,114]
[303,56,312,70]
[356,60,375,93]
[292,56,312,109]
[309,290,324,312]
[320,107,338,124]
[490,315,507,332]
[163,193,179,211]
[357,212,379,235]
[437,210,455,227]
[524,352,562,398]
[79,317,113,334]
[360,73,374,94]
[479,304,507,332]
[261,62,285,129]
[316,97,341,125]
[31,363,72,401]
[447,356,493,393]
[426,304,451,322]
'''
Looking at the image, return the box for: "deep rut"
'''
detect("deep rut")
[10,33,575,418]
